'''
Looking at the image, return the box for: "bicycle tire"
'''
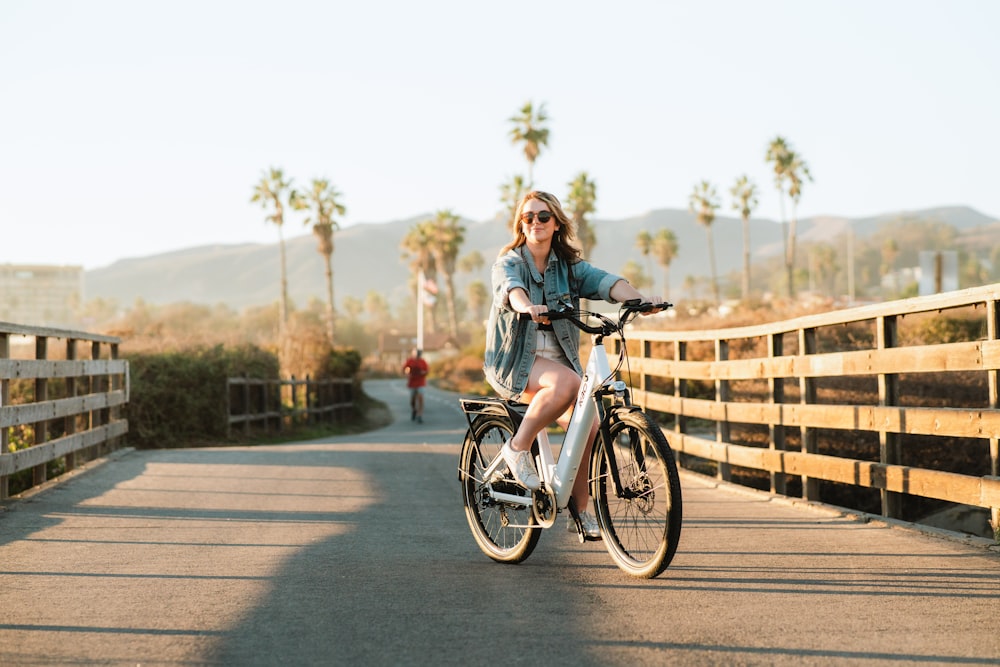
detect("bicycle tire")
[591,409,682,578]
[459,415,542,564]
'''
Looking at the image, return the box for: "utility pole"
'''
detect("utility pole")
[417,269,425,352]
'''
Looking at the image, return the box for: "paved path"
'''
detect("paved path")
[1,379,998,666]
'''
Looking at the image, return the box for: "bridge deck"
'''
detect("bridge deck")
[1,380,998,666]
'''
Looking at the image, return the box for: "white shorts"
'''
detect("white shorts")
[535,329,572,368]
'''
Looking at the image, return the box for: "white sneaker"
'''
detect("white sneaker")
[568,510,601,540]
[501,440,540,491]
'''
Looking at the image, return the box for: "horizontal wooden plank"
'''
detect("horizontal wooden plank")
[0,321,121,344]
[630,340,998,381]
[661,430,1000,509]
[0,420,128,476]
[0,359,128,380]
[633,390,1000,439]
[0,390,127,428]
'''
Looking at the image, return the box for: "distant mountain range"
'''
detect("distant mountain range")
[84,206,998,312]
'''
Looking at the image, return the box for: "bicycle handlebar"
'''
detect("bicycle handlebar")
[517,299,673,336]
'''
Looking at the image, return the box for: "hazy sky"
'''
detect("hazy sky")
[2,0,997,269]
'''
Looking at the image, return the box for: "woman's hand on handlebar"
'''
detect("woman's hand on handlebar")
[509,287,552,325]
[641,296,668,315]
[623,297,673,316]
[522,303,550,326]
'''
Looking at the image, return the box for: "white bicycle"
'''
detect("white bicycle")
[458,299,683,579]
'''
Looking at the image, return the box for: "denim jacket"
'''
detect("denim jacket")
[484,245,623,401]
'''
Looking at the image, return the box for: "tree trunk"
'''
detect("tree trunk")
[278,230,289,329]
[741,215,751,300]
[324,253,335,345]
[706,227,720,305]
[443,272,459,340]
[786,205,798,298]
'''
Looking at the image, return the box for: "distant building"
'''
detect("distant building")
[370,329,469,373]
[0,264,83,328]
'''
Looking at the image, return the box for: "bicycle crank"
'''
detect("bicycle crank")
[531,486,557,528]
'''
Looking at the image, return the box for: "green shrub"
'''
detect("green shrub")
[126,344,279,449]
[322,348,362,379]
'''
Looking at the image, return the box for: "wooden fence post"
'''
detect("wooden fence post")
[799,327,819,501]
[90,341,104,457]
[878,314,903,519]
[715,338,731,482]
[0,331,8,499]
[109,342,122,451]
[640,339,651,412]
[769,332,787,495]
[33,336,48,487]
[988,299,1000,535]
[64,338,78,471]
[674,341,687,436]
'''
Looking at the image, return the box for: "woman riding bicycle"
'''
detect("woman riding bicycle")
[483,190,664,539]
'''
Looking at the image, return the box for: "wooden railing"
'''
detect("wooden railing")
[226,375,355,437]
[0,321,127,499]
[620,284,1000,539]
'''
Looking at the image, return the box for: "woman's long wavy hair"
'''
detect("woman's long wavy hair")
[500,190,582,264]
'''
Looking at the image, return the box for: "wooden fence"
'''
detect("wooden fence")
[226,376,355,437]
[620,284,1000,539]
[0,321,127,499]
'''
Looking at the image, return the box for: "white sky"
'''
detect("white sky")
[1,0,997,269]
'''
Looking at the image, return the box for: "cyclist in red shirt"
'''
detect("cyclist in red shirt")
[403,348,429,423]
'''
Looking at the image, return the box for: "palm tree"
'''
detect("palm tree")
[424,210,466,340]
[636,230,653,282]
[291,178,346,344]
[652,228,679,301]
[785,150,813,297]
[729,175,759,301]
[566,172,597,259]
[508,101,549,187]
[765,137,791,292]
[400,223,438,334]
[499,174,528,231]
[250,167,293,328]
[689,180,722,305]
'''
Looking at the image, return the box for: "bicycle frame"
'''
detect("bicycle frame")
[473,333,621,514]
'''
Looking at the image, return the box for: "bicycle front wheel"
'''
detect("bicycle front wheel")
[591,409,682,578]
[459,415,541,564]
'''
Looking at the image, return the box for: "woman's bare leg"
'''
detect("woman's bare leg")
[508,357,579,453]
[509,357,601,512]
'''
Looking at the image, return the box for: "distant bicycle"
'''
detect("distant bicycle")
[457,299,682,579]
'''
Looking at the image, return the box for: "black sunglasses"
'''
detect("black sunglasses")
[521,211,554,224]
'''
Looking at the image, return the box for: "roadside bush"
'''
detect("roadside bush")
[321,348,362,379]
[126,344,279,449]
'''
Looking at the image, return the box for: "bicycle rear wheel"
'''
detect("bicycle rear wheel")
[591,409,682,578]
[459,415,541,564]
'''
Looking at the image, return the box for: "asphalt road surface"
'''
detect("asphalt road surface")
[1,379,998,666]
